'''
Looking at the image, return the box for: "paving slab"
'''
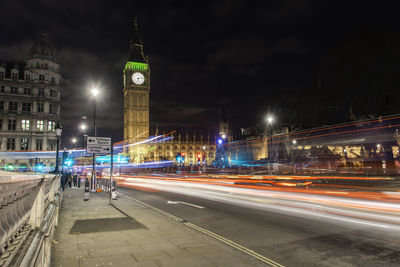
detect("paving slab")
[51,188,259,266]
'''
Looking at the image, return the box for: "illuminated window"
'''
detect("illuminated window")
[36,120,44,131]
[21,120,30,130]
[7,138,15,150]
[48,121,55,132]
[21,138,29,150]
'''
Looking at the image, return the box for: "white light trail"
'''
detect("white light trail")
[120,178,400,231]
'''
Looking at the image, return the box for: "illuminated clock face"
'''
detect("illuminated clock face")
[132,72,145,85]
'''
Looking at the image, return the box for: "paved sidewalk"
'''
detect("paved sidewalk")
[51,188,260,266]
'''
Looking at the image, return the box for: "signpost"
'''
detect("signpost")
[87,137,112,154]
[86,137,113,200]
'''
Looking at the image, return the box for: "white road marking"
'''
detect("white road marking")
[119,192,283,266]
[167,200,205,209]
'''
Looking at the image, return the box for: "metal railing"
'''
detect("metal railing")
[0,172,61,267]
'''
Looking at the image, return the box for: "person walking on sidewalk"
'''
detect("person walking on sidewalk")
[61,171,67,191]
[67,172,72,188]
[73,172,78,187]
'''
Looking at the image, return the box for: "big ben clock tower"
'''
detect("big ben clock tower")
[123,19,150,159]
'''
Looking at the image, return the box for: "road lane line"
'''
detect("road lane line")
[119,192,183,222]
[167,200,205,209]
[118,192,284,267]
[184,222,284,267]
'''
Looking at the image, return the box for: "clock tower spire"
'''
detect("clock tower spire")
[123,18,150,161]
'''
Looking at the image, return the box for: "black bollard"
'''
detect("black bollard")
[84,178,90,201]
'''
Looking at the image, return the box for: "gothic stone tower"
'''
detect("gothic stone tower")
[123,19,150,160]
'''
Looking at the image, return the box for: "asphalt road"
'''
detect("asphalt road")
[117,182,400,267]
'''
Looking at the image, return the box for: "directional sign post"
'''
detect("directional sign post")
[87,136,112,194]
[87,137,111,154]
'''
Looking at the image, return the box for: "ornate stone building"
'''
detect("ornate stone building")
[0,34,61,170]
[123,20,217,165]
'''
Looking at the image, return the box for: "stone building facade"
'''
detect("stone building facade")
[0,34,61,170]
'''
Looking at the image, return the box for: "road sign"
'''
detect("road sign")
[87,137,111,145]
[87,136,111,154]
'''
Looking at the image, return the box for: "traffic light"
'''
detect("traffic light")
[176,153,182,163]
[182,152,186,162]
[62,151,74,167]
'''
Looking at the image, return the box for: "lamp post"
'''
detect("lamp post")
[80,123,87,148]
[265,115,274,173]
[91,88,99,191]
[54,123,62,173]
[71,137,77,149]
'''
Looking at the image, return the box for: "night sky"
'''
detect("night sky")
[0,0,399,145]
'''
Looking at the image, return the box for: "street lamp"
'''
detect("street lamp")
[54,123,62,173]
[91,87,99,191]
[265,115,274,173]
[80,123,87,148]
[266,115,274,125]
[72,137,77,149]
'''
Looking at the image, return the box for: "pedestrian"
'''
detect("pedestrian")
[77,172,81,188]
[61,171,67,191]
[73,173,78,187]
[67,172,72,188]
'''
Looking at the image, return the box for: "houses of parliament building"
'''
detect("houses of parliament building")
[123,20,225,166]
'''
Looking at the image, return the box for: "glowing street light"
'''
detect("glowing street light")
[292,140,297,144]
[91,87,100,97]
[222,134,227,139]
[266,115,274,124]
[80,123,87,131]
